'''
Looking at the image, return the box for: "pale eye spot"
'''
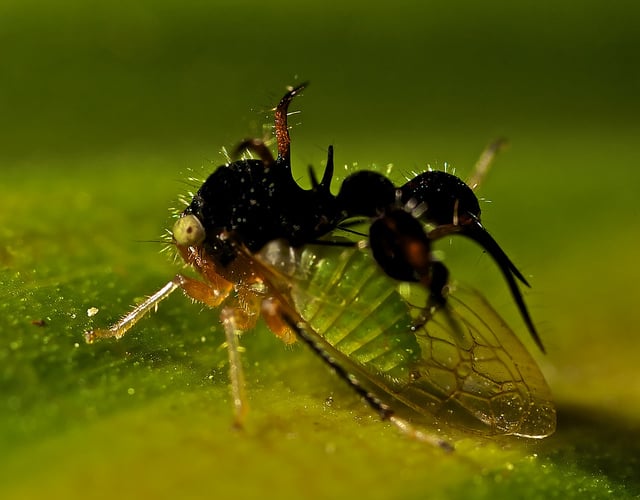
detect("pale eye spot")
[172,214,206,246]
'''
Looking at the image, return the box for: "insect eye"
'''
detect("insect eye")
[172,214,206,246]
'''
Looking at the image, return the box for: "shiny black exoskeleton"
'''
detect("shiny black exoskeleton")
[180,83,543,350]
[183,151,338,266]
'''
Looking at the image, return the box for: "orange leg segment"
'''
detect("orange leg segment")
[84,273,232,343]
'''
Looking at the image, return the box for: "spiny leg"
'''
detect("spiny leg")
[84,273,231,343]
[85,279,180,343]
[368,209,464,340]
[174,273,232,308]
[156,276,253,425]
[233,138,275,167]
[220,307,249,428]
[466,138,508,191]
[274,82,308,162]
[86,267,253,427]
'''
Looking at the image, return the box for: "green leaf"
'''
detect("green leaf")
[2,1,640,498]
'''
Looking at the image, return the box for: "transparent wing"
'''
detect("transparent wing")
[257,240,556,438]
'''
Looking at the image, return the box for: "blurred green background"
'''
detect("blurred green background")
[2,0,639,498]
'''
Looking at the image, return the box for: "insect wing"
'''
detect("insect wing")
[402,285,556,437]
[257,240,556,438]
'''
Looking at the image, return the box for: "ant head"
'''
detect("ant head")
[176,166,244,245]
[401,169,542,350]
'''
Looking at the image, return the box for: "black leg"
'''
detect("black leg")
[234,138,275,166]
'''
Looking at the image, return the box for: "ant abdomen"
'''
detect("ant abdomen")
[400,170,481,228]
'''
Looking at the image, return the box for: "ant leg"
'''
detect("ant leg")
[466,138,508,191]
[180,277,257,421]
[369,211,453,307]
[369,209,434,283]
[84,279,181,343]
[220,307,249,428]
[369,210,466,340]
[174,274,232,307]
[233,138,275,167]
[428,261,449,307]
[387,415,453,451]
[84,274,232,343]
[261,296,296,344]
[274,82,307,161]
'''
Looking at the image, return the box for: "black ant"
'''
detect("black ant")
[86,83,555,447]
